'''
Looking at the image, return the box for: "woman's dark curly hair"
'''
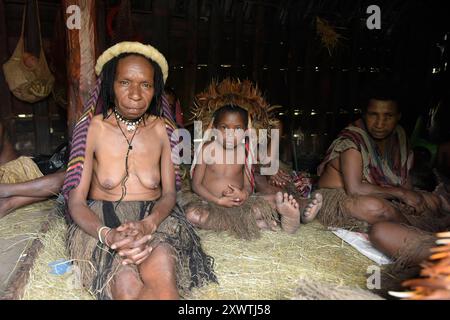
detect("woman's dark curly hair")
[99,52,164,119]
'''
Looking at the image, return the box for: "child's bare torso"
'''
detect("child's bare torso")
[201,141,246,198]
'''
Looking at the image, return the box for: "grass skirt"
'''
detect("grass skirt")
[316,188,450,233]
[315,188,369,232]
[67,200,217,299]
[179,192,279,240]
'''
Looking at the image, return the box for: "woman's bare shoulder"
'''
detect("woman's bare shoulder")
[85,114,111,143]
[91,113,106,125]
[90,114,113,131]
[150,116,169,134]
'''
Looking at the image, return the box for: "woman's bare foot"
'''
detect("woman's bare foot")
[301,193,323,224]
[275,192,300,234]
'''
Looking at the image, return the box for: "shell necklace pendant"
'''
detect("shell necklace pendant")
[114,109,144,132]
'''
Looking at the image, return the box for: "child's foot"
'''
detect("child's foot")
[275,192,300,234]
[301,193,323,223]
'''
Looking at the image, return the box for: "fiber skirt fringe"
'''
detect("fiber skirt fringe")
[315,188,369,232]
[179,191,279,240]
[376,227,438,296]
[67,200,217,300]
[316,188,450,233]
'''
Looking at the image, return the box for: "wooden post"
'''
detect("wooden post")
[183,0,198,121]
[152,0,169,57]
[208,0,222,81]
[26,0,51,154]
[63,0,98,137]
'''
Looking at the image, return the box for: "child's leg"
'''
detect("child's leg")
[250,198,278,231]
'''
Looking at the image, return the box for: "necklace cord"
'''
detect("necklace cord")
[114,114,139,209]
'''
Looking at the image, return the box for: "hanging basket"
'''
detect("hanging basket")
[2,0,54,103]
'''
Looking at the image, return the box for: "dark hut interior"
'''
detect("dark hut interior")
[0,0,449,301]
[1,0,449,161]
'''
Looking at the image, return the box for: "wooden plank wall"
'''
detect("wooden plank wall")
[1,0,448,159]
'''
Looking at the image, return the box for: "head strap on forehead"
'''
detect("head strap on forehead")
[95,41,169,83]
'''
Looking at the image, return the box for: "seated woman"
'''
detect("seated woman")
[0,121,65,218]
[63,42,215,300]
[368,94,450,293]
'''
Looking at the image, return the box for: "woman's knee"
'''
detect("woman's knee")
[363,197,398,222]
[369,222,395,247]
[139,245,176,285]
[112,268,143,300]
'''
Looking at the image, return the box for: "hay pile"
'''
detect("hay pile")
[21,217,94,300]
[187,222,377,299]
[0,200,55,241]
[22,218,380,300]
[292,278,383,300]
[0,200,57,296]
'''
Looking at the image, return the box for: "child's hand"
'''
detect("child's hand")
[224,184,249,203]
[217,196,243,208]
[222,185,234,197]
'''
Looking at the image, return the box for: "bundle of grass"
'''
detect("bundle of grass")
[316,17,345,56]
[0,201,55,241]
[21,217,94,300]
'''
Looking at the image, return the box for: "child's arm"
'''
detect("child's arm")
[192,162,242,207]
[191,161,220,204]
